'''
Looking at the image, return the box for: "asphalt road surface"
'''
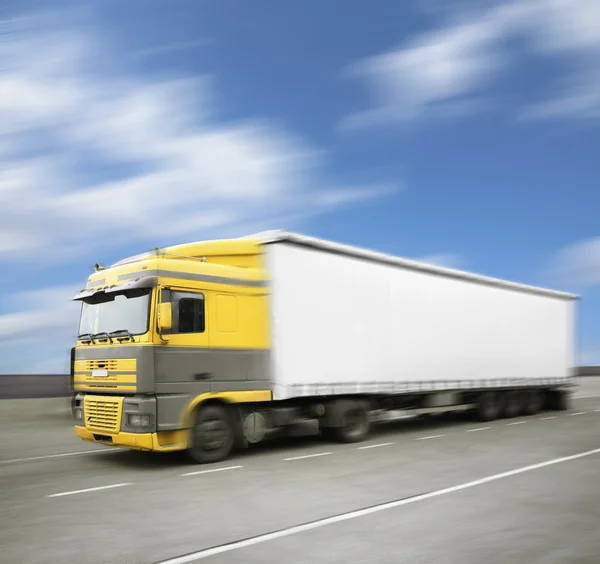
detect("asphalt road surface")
[1,379,600,564]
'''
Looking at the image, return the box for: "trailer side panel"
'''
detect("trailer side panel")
[267,242,575,400]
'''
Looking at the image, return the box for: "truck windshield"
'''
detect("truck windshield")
[78,288,151,338]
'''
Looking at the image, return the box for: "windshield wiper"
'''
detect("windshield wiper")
[92,332,113,344]
[108,329,134,342]
[77,333,95,344]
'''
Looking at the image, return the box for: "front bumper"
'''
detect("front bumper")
[75,426,189,452]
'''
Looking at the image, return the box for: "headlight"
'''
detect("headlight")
[74,408,83,421]
[127,414,151,427]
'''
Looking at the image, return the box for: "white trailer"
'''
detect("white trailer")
[252,231,577,433]
[263,232,576,398]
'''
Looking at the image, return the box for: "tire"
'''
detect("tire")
[475,392,501,422]
[332,404,370,443]
[188,405,236,464]
[502,390,522,418]
[522,390,543,415]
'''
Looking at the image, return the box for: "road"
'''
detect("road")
[1,379,600,564]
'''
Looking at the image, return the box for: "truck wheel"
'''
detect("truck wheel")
[188,405,235,464]
[522,390,543,415]
[333,405,370,443]
[476,392,501,421]
[502,390,522,418]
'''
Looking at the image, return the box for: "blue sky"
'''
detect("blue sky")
[2,0,600,372]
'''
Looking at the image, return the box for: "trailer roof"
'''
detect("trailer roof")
[251,230,578,301]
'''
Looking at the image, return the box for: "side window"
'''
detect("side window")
[171,291,205,334]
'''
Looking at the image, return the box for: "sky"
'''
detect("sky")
[1,0,600,373]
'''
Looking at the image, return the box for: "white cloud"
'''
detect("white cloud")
[341,18,505,129]
[341,3,523,128]
[548,237,600,287]
[342,0,600,128]
[530,0,600,54]
[519,0,600,121]
[0,11,395,263]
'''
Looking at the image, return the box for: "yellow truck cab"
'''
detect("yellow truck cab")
[72,237,271,463]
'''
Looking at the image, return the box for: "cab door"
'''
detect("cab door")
[155,288,212,391]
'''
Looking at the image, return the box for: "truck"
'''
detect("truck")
[71,231,577,463]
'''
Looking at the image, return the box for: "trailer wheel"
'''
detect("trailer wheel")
[475,392,501,422]
[333,405,370,443]
[522,390,543,415]
[188,405,235,464]
[502,390,523,418]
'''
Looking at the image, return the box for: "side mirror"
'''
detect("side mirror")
[158,302,172,332]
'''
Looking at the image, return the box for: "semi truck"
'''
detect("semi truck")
[71,231,577,463]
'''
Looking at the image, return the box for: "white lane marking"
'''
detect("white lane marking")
[540,416,557,420]
[284,452,332,461]
[594,409,600,413]
[0,448,119,465]
[180,465,242,477]
[569,412,586,416]
[357,442,394,450]
[157,448,600,563]
[47,483,130,498]
[574,394,600,399]
[415,434,445,441]
[466,427,490,433]
[506,421,527,426]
